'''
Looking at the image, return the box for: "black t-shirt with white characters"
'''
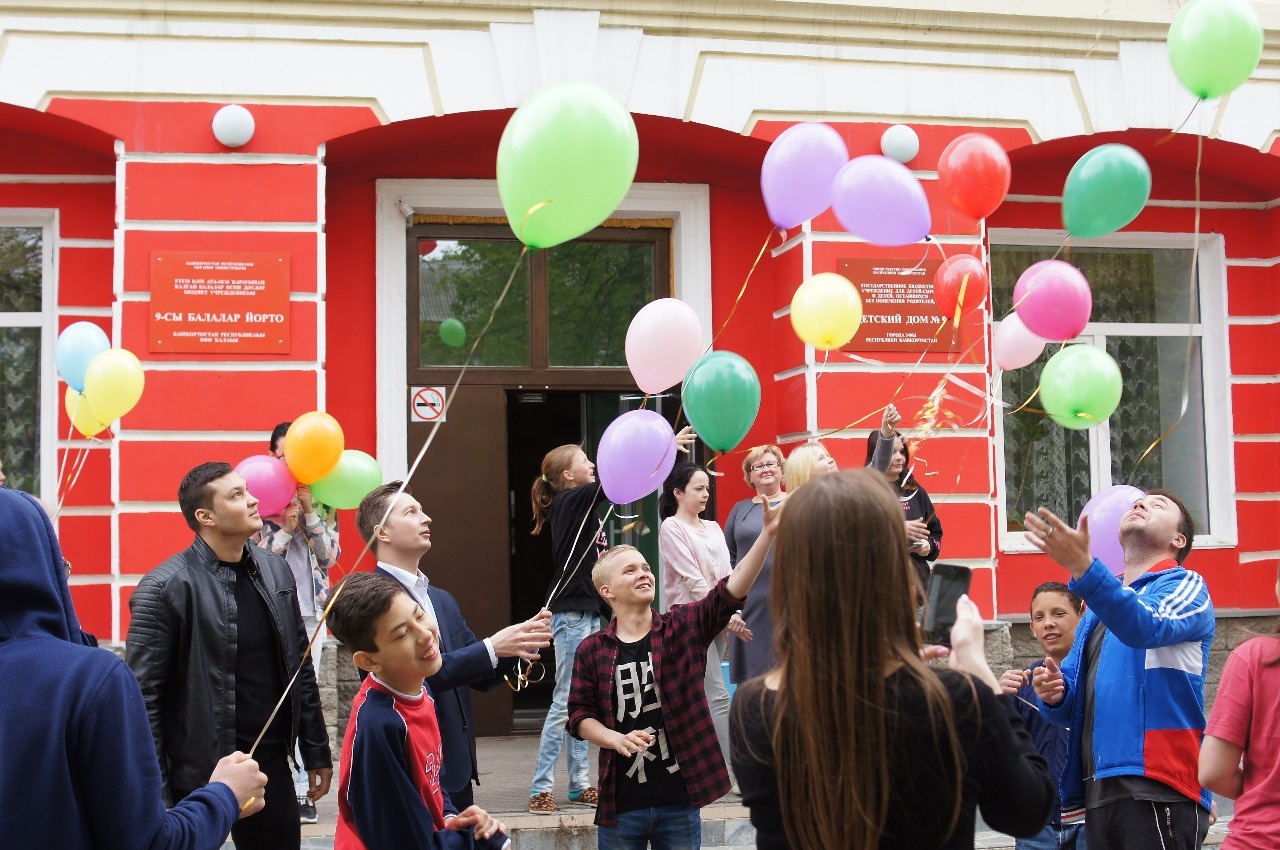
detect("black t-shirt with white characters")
[612,633,689,814]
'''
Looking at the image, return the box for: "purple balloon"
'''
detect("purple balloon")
[761,122,849,230]
[235,454,298,518]
[1079,484,1145,575]
[596,409,678,505]
[831,155,931,246]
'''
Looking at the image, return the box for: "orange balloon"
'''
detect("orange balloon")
[284,412,345,484]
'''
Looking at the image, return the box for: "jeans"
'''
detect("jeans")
[531,609,602,796]
[597,804,702,850]
[293,616,326,800]
[1017,822,1086,850]
[704,634,731,777]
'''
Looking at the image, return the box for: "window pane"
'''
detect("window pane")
[0,227,42,312]
[418,240,530,367]
[1107,336,1210,531]
[546,241,653,367]
[1001,341,1091,531]
[0,327,41,492]
[991,245,1198,324]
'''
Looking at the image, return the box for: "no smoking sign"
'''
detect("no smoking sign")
[409,386,447,423]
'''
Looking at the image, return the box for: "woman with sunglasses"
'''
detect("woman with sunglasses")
[729,469,1053,848]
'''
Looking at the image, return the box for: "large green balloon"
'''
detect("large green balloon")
[682,352,761,452]
[311,450,383,510]
[1039,345,1122,431]
[1168,0,1263,100]
[1062,145,1151,239]
[497,82,639,249]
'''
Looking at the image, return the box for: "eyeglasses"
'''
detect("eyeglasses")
[750,460,781,472]
[504,658,547,692]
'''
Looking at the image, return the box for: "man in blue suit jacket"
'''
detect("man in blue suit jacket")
[356,482,552,809]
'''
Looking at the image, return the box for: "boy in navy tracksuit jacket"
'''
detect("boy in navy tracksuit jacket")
[326,572,509,850]
[1024,491,1214,850]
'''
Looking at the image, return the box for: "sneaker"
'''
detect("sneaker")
[298,798,318,824]
[528,792,558,815]
[568,787,599,807]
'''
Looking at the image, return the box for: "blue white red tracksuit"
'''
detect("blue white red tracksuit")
[1039,557,1214,810]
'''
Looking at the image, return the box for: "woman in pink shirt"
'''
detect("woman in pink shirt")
[1200,563,1280,849]
[657,461,750,789]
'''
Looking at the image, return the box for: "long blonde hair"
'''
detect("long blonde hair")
[783,442,827,491]
[767,469,966,847]
[530,444,579,535]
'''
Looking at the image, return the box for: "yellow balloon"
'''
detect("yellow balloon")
[790,272,864,351]
[82,349,145,423]
[64,387,111,437]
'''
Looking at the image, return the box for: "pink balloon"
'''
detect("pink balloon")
[993,314,1047,370]
[625,299,704,394]
[831,155,931,247]
[1080,485,1145,576]
[761,123,849,229]
[234,454,298,518]
[1012,260,1092,342]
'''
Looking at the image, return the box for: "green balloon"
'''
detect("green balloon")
[1168,0,1263,100]
[1039,345,1122,431]
[1062,144,1151,239]
[439,318,466,348]
[497,82,639,249]
[682,352,761,452]
[311,450,383,510]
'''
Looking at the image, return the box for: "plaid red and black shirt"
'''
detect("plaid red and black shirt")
[567,577,740,826]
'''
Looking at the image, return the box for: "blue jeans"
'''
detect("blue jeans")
[597,804,702,850]
[531,609,602,796]
[1016,822,1087,850]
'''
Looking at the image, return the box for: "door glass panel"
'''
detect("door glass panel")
[418,239,530,367]
[0,227,42,312]
[0,327,41,492]
[546,242,653,367]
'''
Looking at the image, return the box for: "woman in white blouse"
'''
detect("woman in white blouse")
[658,461,750,786]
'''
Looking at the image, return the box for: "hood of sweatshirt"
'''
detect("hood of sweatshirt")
[0,487,80,645]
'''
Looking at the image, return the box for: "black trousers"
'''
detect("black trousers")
[1087,797,1209,850]
[447,782,475,812]
[178,754,299,850]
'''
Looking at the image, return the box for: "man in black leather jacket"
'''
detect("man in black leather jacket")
[126,461,333,850]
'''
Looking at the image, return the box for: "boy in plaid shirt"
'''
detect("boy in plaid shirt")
[567,501,777,847]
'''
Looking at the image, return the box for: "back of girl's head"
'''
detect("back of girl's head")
[530,444,579,535]
[658,462,704,521]
[783,444,821,492]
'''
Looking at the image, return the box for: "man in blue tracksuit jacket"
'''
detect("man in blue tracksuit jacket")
[1024,489,1213,850]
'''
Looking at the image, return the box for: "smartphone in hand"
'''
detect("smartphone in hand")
[920,564,972,647]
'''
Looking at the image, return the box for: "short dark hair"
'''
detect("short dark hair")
[270,421,292,454]
[356,481,412,555]
[1030,581,1083,614]
[1148,488,1195,564]
[326,572,408,653]
[178,462,234,532]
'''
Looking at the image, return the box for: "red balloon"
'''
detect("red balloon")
[933,254,990,320]
[937,133,1011,220]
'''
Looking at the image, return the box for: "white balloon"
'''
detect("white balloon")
[880,124,920,164]
[212,105,255,148]
[993,314,1048,371]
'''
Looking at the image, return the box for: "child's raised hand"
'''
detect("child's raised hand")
[611,729,654,757]
[674,425,697,454]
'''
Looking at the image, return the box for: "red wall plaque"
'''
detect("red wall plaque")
[839,256,955,353]
[150,252,291,353]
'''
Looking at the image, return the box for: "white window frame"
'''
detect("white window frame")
[0,209,59,500]
[991,229,1236,553]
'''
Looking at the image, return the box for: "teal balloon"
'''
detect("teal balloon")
[439,318,466,348]
[497,82,639,249]
[682,352,761,452]
[1039,345,1123,430]
[1168,0,1263,100]
[1062,145,1151,239]
[311,450,383,510]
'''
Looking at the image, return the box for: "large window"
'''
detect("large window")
[991,232,1233,550]
[0,225,46,494]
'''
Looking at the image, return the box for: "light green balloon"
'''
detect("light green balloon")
[439,318,466,348]
[497,83,639,249]
[1168,0,1263,99]
[1062,144,1151,239]
[1039,345,1123,431]
[311,450,383,510]
[682,352,761,452]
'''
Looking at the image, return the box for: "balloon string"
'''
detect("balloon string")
[708,226,779,351]
[54,400,79,504]
[1158,98,1205,144]
[56,441,97,519]
[516,201,553,244]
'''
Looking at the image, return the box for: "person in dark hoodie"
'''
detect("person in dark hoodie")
[0,486,268,848]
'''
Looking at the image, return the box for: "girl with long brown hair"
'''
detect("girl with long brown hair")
[729,469,1053,848]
